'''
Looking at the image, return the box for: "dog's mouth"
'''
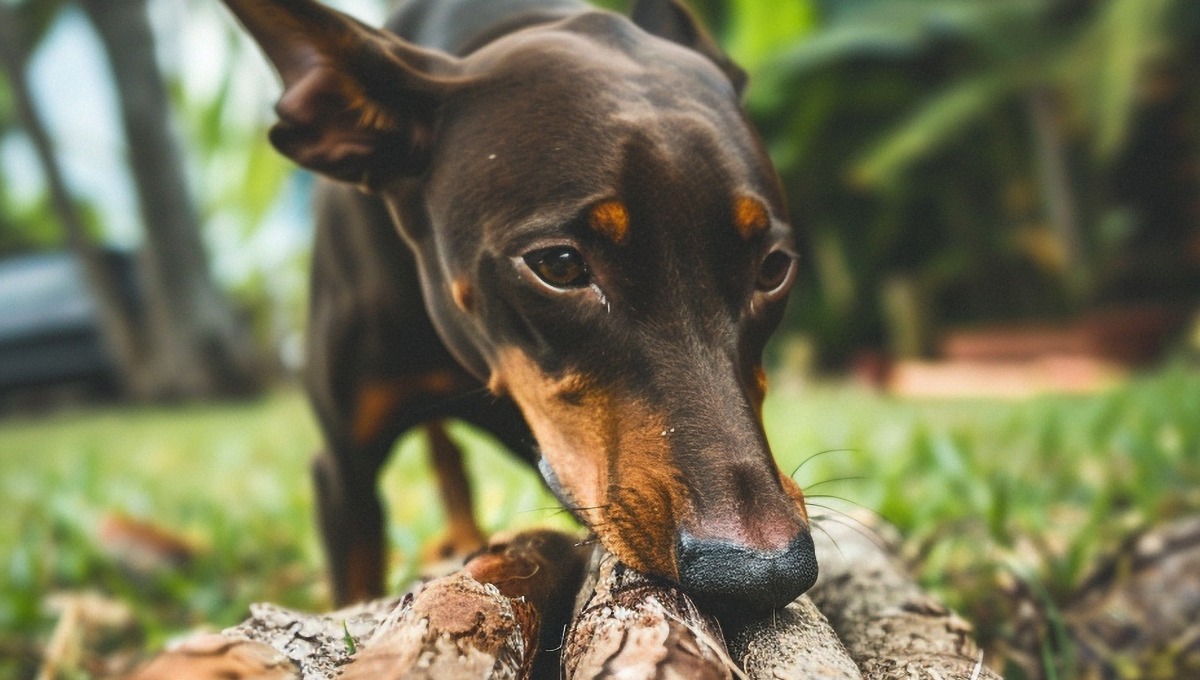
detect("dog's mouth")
[537,448,819,616]
[492,347,816,614]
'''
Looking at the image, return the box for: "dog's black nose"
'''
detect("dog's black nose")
[676,530,818,617]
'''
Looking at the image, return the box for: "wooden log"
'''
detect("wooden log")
[335,572,536,679]
[562,548,735,680]
[1061,515,1200,679]
[806,516,1004,680]
[124,522,1008,680]
[123,529,589,680]
[724,595,862,679]
[123,595,407,680]
[121,634,300,680]
[341,529,589,680]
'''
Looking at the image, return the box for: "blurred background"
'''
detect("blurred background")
[1,0,1198,678]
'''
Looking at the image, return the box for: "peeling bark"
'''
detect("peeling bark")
[807,517,1003,680]
[563,548,734,679]
[1062,516,1200,679]
[725,595,862,679]
[124,525,1007,680]
[337,573,537,680]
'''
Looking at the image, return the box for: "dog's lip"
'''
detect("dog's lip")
[536,455,578,511]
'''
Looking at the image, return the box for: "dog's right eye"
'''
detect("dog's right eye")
[524,247,590,289]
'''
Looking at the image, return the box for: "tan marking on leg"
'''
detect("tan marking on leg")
[754,364,768,399]
[750,364,769,417]
[351,383,407,447]
[424,422,486,560]
[418,369,461,395]
[342,538,383,604]
[733,195,770,239]
[589,200,631,245]
[451,278,474,313]
[351,372,468,447]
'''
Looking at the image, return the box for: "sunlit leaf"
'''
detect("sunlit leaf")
[1089,0,1174,157]
[724,0,818,71]
[851,71,1016,188]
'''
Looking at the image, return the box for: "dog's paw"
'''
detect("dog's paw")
[418,527,487,578]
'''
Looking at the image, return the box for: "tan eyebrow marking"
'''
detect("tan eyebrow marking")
[589,200,630,245]
[733,195,770,239]
[451,278,474,313]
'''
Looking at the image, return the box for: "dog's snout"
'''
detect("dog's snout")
[677,530,818,616]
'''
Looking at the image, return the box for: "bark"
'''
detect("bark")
[725,596,862,679]
[124,525,1006,680]
[1059,515,1200,680]
[807,516,1003,680]
[78,0,261,400]
[336,573,538,680]
[124,597,402,680]
[123,530,589,680]
[562,547,734,680]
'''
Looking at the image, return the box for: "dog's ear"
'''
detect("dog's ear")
[631,0,747,94]
[221,0,462,188]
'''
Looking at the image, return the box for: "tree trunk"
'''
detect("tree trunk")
[0,3,150,395]
[78,0,261,400]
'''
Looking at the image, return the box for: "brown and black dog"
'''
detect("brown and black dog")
[220,0,816,616]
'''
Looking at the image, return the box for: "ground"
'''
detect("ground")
[2,362,1199,678]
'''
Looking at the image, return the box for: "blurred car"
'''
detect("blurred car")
[0,250,137,396]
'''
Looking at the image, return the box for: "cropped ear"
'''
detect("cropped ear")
[220,0,463,188]
[631,0,747,94]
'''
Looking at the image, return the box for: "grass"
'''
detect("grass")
[1,362,1198,679]
[769,363,1200,677]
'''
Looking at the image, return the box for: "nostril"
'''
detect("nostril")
[676,531,818,617]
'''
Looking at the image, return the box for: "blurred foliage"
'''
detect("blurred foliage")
[3,0,1196,368]
[731,0,1200,365]
[0,0,288,255]
[165,22,290,242]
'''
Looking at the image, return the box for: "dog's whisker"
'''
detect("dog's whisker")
[545,623,569,652]
[809,510,891,554]
[806,496,891,526]
[789,448,859,479]
[802,476,866,492]
[808,517,848,561]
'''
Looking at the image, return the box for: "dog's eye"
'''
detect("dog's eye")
[525,247,590,289]
[757,249,795,293]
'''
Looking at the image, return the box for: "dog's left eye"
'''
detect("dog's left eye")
[757,249,795,294]
[525,247,590,289]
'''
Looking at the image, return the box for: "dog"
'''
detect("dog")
[220,0,817,616]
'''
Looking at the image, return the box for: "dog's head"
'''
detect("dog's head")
[224,0,816,615]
